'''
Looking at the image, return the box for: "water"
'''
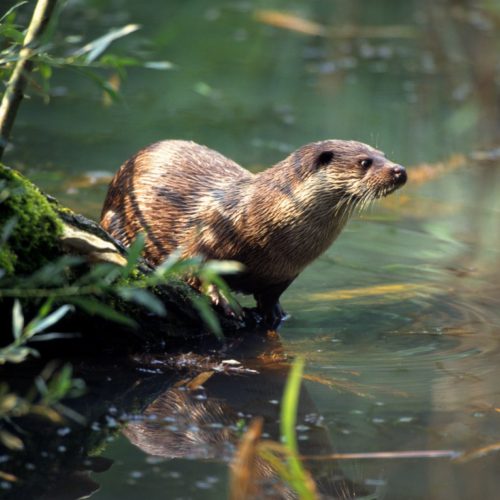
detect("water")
[2,0,500,498]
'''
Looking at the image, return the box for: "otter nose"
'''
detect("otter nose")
[392,165,407,185]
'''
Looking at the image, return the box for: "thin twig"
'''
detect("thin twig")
[0,0,58,160]
[302,449,462,461]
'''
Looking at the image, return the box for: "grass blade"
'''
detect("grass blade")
[11,300,23,340]
[70,297,137,328]
[117,287,166,316]
[191,296,223,339]
[280,358,318,499]
[121,232,145,277]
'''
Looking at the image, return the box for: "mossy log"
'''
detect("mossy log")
[0,164,248,348]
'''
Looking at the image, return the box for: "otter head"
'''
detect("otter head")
[299,140,407,211]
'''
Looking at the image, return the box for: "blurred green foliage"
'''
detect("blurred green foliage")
[259,357,318,499]
[0,361,86,450]
[0,1,172,104]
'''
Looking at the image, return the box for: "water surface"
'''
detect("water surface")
[2,0,500,498]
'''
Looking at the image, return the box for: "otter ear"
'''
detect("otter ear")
[315,150,334,168]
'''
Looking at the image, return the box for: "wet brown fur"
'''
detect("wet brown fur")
[101,139,405,322]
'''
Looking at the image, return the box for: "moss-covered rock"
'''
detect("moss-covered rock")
[0,246,16,275]
[0,164,64,275]
[0,165,245,343]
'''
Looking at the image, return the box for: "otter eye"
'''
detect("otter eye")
[360,158,373,169]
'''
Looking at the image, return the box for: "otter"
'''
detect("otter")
[101,140,406,327]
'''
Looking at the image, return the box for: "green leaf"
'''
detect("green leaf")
[0,1,28,23]
[73,67,122,102]
[203,260,244,275]
[75,261,121,286]
[99,54,140,68]
[12,300,23,340]
[191,296,223,339]
[37,62,53,81]
[70,297,137,328]
[42,364,75,403]
[280,358,316,500]
[101,80,122,102]
[29,332,78,342]
[48,365,85,401]
[53,402,86,425]
[25,304,74,337]
[193,81,214,97]
[25,256,84,287]
[143,61,174,70]
[36,298,54,320]
[156,253,203,277]
[0,430,24,450]
[0,25,24,44]
[281,358,304,451]
[1,216,17,244]
[121,233,145,277]
[280,358,317,500]
[117,287,166,316]
[0,182,13,204]
[154,249,184,274]
[0,345,39,365]
[73,24,141,63]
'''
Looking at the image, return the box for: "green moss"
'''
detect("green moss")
[116,266,147,288]
[0,246,15,275]
[0,164,64,275]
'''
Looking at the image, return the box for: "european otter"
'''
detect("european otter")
[101,140,407,327]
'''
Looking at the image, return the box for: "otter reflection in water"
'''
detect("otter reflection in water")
[122,364,373,499]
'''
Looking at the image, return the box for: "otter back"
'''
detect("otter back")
[101,138,407,327]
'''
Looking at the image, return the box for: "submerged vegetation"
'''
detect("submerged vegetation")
[0,361,85,451]
[230,359,318,499]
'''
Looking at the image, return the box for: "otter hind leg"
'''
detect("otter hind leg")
[206,283,243,320]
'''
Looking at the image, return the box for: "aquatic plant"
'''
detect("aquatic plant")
[0,299,73,364]
[0,362,86,451]
[230,358,318,499]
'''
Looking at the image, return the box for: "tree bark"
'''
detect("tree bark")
[0,0,58,159]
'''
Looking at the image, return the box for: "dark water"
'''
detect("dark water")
[2,0,500,498]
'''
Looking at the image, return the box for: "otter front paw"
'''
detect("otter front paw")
[260,302,288,329]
